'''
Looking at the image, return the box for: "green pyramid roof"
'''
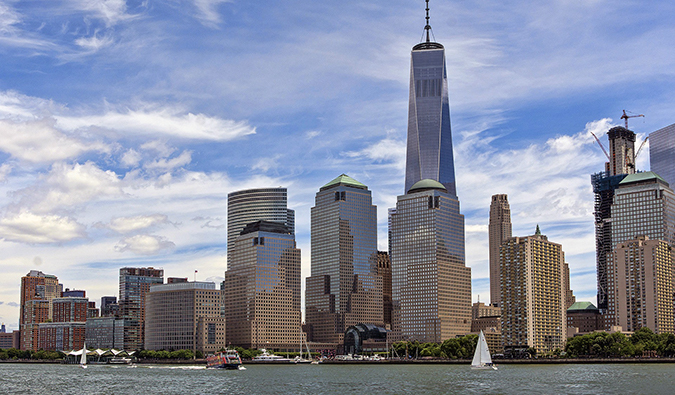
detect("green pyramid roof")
[407,179,447,193]
[567,301,598,311]
[619,171,667,186]
[320,174,368,191]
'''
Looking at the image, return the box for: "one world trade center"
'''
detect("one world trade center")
[404,1,457,196]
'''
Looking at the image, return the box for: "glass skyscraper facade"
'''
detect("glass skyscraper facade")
[390,180,470,343]
[224,221,301,351]
[404,36,456,195]
[227,187,295,265]
[305,174,383,343]
[118,267,163,350]
[650,123,675,189]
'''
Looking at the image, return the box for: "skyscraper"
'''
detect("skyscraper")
[611,236,674,334]
[591,126,636,313]
[119,267,164,350]
[305,174,383,343]
[390,179,471,342]
[224,220,301,350]
[489,194,512,307]
[500,229,566,354]
[404,1,456,195]
[19,270,61,351]
[650,123,675,188]
[227,187,295,266]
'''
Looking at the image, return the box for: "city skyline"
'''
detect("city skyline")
[1,1,675,330]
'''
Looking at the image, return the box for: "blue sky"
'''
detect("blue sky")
[1,0,674,330]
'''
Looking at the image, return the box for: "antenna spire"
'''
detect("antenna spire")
[425,0,431,43]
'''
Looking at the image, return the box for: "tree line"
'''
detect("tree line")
[392,334,478,359]
[565,327,675,358]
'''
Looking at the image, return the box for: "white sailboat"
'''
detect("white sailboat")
[79,343,88,369]
[471,331,497,370]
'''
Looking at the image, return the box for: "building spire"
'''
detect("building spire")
[425,0,431,43]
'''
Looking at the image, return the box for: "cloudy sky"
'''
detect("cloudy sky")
[1,0,674,330]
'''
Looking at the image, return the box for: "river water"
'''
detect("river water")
[1,362,673,394]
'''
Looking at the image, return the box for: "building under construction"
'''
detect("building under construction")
[591,126,636,319]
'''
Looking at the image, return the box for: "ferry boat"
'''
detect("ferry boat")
[206,349,244,370]
[108,357,133,365]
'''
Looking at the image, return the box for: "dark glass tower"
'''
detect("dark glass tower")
[404,1,456,195]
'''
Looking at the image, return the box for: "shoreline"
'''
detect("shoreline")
[3,357,675,365]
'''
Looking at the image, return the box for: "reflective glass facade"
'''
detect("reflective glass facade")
[224,224,302,351]
[305,177,383,343]
[390,187,470,342]
[227,187,295,265]
[404,45,456,196]
[650,123,675,189]
[118,267,163,350]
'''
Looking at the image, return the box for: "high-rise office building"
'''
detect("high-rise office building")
[610,236,674,334]
[224,221,301,351]
[119,267,164,350]
[100,296,118,317]
[390,179,471,342]
[650,123,675,189]
[404,2,456,195]
[489,194,512,307]
[591,126,637,313]
[305,175,383,343]
[227,187,295,264]
[86,317,125,349]
[377,251,393,327]
[19,270,61,351]
[145,282,225,354]
[601,172,675,329]
[500,229,567,354]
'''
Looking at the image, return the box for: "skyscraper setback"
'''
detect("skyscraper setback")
[404,1,456,195]
[489,194,511,307]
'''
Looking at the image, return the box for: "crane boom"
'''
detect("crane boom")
[590,132,610,161]
[621,109,644,129]
[635,136,649,160]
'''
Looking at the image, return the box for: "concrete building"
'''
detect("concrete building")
[305,175,383,344]
[489,194,512,307]
[591,126,636,314]
[145,282,225,354]
[0,330,20,349]
[119,267,164,350]
[52,297,88,323]
[391,179,471,343]
[37,322,86,351]
[650,123,675,189]
[224,221,301,351]
[86,317,125,349]
[610,237,675,334]
[566,302,603,336]
[19,270,61,351]
[404,2,457,196]
[500,229,566,354]
[377,251,393,328]
[227,187,295,264]
[563,263,576,309]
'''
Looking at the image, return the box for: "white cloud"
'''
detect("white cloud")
[191,0,232,26]
[252,155,281,173]
[114,234,175,255]
[107,214,170,233]
[145,150,192,171]
[0,163,11,182]
[0,118,108,163]
[56,107,256,141]
[120,148,142,167]
[0,211,86,243]
[71,0,133,26]
[12,162,123,213]
[342,136,406,166]
[75,32,114,51]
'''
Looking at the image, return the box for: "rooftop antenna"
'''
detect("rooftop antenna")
[425,0,431,43]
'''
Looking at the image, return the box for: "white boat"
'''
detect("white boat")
[253,349,294,363]
[471,331,497,370]
[79,343,88,369]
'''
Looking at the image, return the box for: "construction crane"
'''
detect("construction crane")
[620,109,644,129]
[590,131,610,161]
[635,136,649,159]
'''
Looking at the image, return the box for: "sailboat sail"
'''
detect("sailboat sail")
[471,331,493,368]
[80,344,87,366]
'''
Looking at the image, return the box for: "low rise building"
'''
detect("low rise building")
[85,317,125,349]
